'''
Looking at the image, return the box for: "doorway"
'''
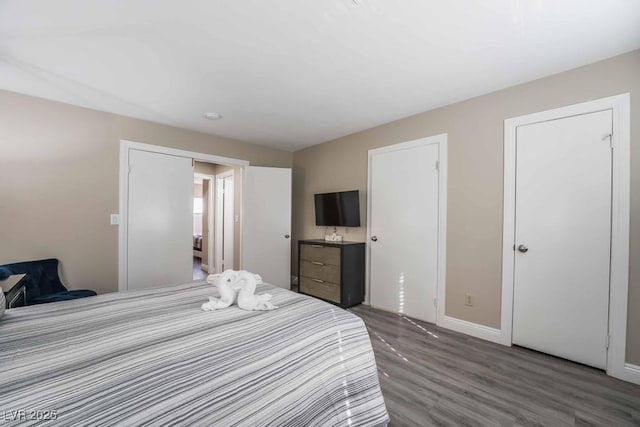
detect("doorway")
[501,94,631,381]
[367,134,447,323]
[192,176,207,280]
[195,163,241,278]
[193,169,219,280]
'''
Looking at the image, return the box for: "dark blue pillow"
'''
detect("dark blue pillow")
[0,267,11,281]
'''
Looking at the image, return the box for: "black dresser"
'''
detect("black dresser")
[297,239,365,308]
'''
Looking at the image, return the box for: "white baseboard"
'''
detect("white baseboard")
[436,315,640,386]
[438,315,503,344]
[615,363,640,386]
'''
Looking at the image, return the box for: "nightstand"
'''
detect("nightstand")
[1,274,27,309]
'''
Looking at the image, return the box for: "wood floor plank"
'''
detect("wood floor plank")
[349,305,640,427]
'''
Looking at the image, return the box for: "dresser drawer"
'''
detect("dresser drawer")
[299,277,340,303]
[300,260,340,283]
[300,244,340,265]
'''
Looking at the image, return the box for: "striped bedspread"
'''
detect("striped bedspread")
[0,282,389,426]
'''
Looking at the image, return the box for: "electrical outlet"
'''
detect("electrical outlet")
[464,293,474,307]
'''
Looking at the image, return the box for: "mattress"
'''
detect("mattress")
[0,282,389,426]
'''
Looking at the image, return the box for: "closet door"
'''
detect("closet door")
[512,110,612,369]
[127,149,193,290]
[369,139,441,322]
[242,166,292,288]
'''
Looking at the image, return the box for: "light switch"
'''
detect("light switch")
[110,214,120,225]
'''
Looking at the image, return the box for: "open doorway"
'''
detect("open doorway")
[193,161,241,280]
[192,176,207,280]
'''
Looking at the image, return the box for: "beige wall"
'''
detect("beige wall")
[194,162,218,176]
[292,50,640,364]
[0,90,292,295]
[193,183,203,198]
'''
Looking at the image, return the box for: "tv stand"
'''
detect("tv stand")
[298,239,365,308]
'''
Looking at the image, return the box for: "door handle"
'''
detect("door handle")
[311,261,325,266]
[517,244,528,253]
[371,236,378,242]
[284,234,290,239]
[312,278,325,283]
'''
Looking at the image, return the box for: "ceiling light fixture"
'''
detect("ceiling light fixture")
[204,112,222,120]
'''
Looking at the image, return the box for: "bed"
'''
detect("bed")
[193,234,203,258]
[193,234,203,251]
[0,282,389,426]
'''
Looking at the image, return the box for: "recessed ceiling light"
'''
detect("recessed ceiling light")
[204,112,222,120]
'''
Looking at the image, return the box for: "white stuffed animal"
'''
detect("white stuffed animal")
[201,270,276,311]
[235,271,277,311]
[201,269,238,311]
[206,271,263,289]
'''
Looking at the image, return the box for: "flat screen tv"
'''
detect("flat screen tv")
[314,190,360,227]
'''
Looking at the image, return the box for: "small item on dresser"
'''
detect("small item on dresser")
[324,233,343,242]
[0,269,27,310]
[202,270,276,311]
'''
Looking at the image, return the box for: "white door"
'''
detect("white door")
[369,141,440,322]
[242,166,292,288]
[216,173,234,272]
[512,110,612,369]
[127,149,193,290]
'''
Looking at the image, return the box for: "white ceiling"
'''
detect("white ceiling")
[1,1,639,151]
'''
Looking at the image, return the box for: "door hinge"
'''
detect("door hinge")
[434,298,437,308]
[435,160,440,171]
[606,334,611,349]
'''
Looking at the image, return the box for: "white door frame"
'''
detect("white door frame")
[501,93,633,383]
[215,169,235,273]
[194,172,215,273]
[366,134,448,325]
[118,140,249,291]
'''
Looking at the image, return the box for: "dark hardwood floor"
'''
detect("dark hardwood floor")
[349,305,640,427]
